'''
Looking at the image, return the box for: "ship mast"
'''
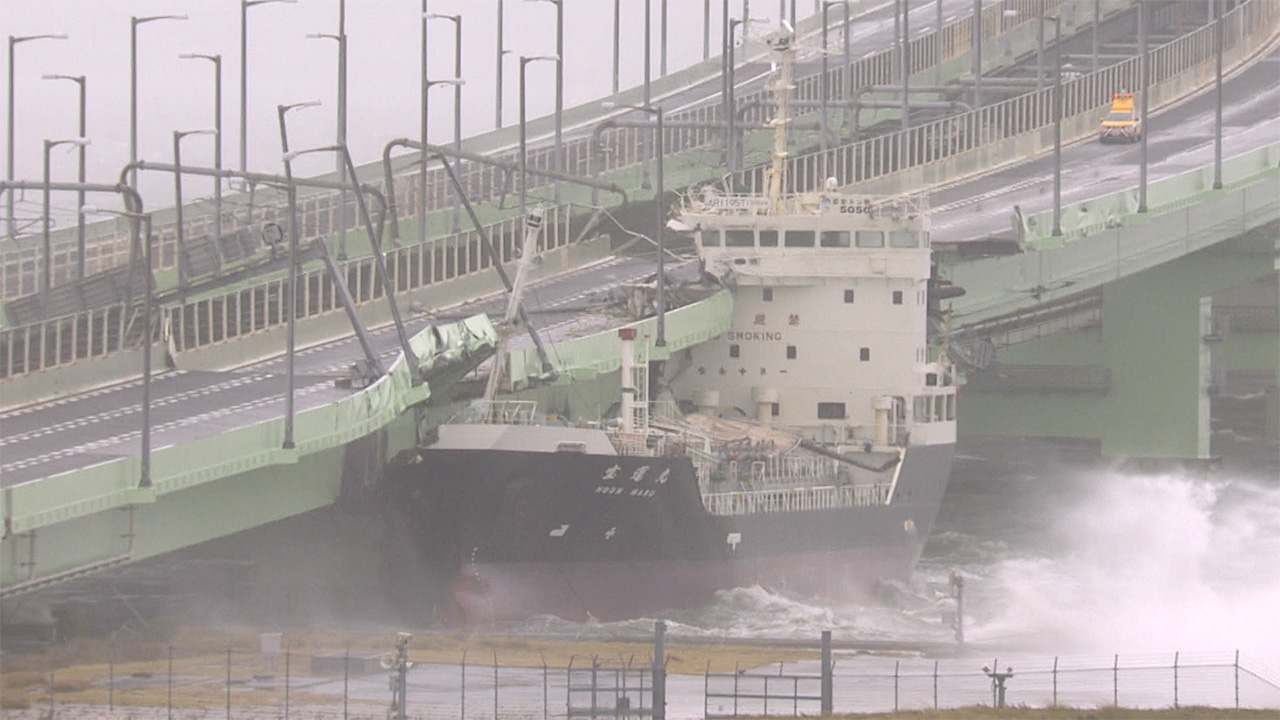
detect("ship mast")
[765,26,796,214]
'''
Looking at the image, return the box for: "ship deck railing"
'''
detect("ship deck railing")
[701,483,892,517]
[680,189,928,219]
[449,399,540,426]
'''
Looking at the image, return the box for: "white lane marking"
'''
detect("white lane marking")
[2,381,337,475]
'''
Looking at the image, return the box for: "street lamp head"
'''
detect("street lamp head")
[176,128,218,139]
[306,32,341,41]
[12,33,69,45]
[134,14,188,26]
[41,73,85,84]
[423,12,461,23]
[283,144,341,163]
[280,99,322,114]
[47,137,91,148]
[426,77,466,88]
[520,54,560,67]
[245,0,296,7]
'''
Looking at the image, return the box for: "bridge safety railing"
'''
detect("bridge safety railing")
[0,0,1091,304]
[0,204,571,380]
[746,0,1280,197]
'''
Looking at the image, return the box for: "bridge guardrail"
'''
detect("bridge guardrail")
[1022,142,1280,247]
[744,0,1279,197]
[1,0,1086,303]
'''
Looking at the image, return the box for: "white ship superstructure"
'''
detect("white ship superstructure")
[670,189,956,454]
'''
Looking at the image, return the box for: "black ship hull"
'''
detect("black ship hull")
[384,442,954,623]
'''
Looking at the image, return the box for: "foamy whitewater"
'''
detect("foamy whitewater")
[520,434,1280,680]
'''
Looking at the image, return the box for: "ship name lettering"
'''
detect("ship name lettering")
[630,465,650,483]
[726,331,782,342]
[656,469,670,484]
[601,464,621,481]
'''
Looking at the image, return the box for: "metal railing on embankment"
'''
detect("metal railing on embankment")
[3,629,1277,719]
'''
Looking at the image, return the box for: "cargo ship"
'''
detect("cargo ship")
[382,25,957,624]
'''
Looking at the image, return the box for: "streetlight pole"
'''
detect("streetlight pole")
[277,100,321,449]
[972,0,982,108]
[42,137,90,298]
[603,102,666,347]
[1047,14,1061,236]
[1138,0,1148,213]
[42,73,87,279]
[1213,0,1223,190]
[643,0,653,189]
[821,4,830,156]
[661,0,668,77]
[81,204,154,488]
[132,15,187,192]
[420,0,429,248]
[241,0,295,177]
[614,0,622,93]
[496,0,506,127]
[901,0,910,131]
[426,12,464,234]
[178,54,222,248]
[531,0,565,206]
[420,75,465,241]
[306,24,350,258]
[172,128,217,293]
[8,33,68,243]
[519,55,560,227]
[703,0,711,61]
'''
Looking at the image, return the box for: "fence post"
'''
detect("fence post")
[344,642,350,720]
[821,630,833,716]
[167,643,174,720]
[1113,653,1119,707]
[1173,651,1179,709]
[226,640,232,720]
[461,648,468,720]
[703,660,711,719]
[653,620,667,720]
[49,650,55,719]
[1052,656,1058,708]
[1234,649,1240,710]
[285,644,291,720]
[108,638,115,712]
[494,650,499,720]
[933,660,938,710]
[542,652,549,720]
[894,660,900,712]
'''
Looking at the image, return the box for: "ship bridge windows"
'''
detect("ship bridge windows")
[889,230,919,248]
[855,231,884,248]
[844,289,855,303]
[726,229,755,247]
[702,230,721,246]
[784,230,815,247]
[817,402,846,419]
[762,288,773,301]
[820,230,851,247]
[759,230,778,247]
[893,290,903,305]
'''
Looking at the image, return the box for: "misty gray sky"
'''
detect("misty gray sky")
[3,0,796,223]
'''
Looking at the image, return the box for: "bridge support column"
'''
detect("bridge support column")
[958,245,1272,462]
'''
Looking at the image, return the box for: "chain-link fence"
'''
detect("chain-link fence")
[3,627,1278,719]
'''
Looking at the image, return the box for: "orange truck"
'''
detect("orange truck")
[1098,92,1143,143]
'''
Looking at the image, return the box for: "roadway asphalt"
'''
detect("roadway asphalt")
[929,43,1280,242]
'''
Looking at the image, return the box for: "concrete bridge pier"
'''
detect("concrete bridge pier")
[958,238,1277,465]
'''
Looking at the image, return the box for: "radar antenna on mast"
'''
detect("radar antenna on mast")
[764,23,798,213]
